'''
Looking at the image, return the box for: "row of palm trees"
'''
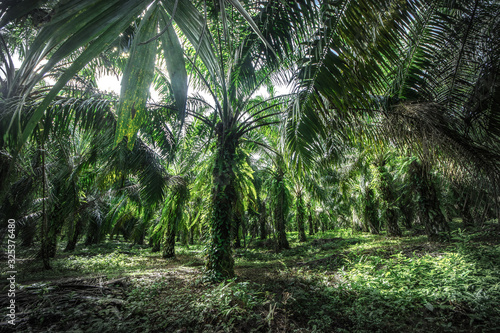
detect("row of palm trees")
[1,0,499,280]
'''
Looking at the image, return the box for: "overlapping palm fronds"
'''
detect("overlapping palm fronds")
[287,0,499,177]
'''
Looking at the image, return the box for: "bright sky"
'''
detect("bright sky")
[95,74,291,102]
[96,74,162,101]
[6,53,291,103]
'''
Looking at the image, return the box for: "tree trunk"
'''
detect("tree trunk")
[364,187,380,234]
[163,190,186,258]
[21,221,36,247]
[65,217,83,252]
[242,216,247,248]
[41,142,51,269]
[275,169,290,251]
[181,227,189,247]
[152,238,161,252]
[205,126,236,280]
[307,203,314,236]
[296,191,307,242]
[259,200,267,240]
[461,193,473,229]
[47,232,58,258]
[385,208,401,237]
[163,220,176,258]
[189,227,194,245]
[378,161,401,237]
[411,161,449,240]
[400,190,414,230]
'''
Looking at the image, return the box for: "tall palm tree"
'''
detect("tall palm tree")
[287,0,499,238]
[3,0,318,280]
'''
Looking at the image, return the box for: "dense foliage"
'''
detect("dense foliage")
[0,0,499,331]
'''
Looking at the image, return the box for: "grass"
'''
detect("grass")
[2,221,500,332]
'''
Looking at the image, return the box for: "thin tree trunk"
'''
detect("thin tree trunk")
[163,189,186,258]
[259,200,267,240]
[296,191,306,242]
[365,187,380,234]
[461,192,473,229]
[65,217,83,252]
[307,203,314,236]
[163,220,176,258]
[242,215,247,248]
[41,141,51,269]
[189,227,194,245]
[275,169,289,251]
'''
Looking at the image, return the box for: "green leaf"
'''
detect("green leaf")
[424,302,434,312]
[161,0,220,83]
[226,0,276,57]
[19,0,123,84]
[114,5,159,150]
[0,0,43,28]
[158,8,188,121]
[19,0,148,151]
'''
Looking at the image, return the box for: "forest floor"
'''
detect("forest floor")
[2,221,500,332]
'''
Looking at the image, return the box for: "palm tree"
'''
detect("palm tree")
[268,159,291,251]
[293,184,307,242]
[161,176,188,258]
[1,0,318,280]
[408,158,450,240]
[374,154,402,237]
[153,129,204,258]
[287,0,500,239]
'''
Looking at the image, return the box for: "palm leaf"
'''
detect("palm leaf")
[114,4,159,149]
[17,0,149,151]
[158,8,188,122]
[161,0,221,84]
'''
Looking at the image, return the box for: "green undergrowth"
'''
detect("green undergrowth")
[6,222,500,332]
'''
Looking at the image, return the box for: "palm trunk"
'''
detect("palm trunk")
[181,226,189,247]
[189,227,194,245]
[21,221,36,247]
[275,169,289,251]
[400,190,414,230]
[64,217,83,252]
[259,200,267,240]
[47,205,65,258]
[365,187,380,234]
[384,208,401,237]
[85,220,102,245]
[411,161,449,240]
[461,193,473,229]
[296,192,306,242]
[205,127,236,280]
[163,189,186,258]
[163,220,176,258]
[152,238,161,252]
[378,162,401,237]
[41,141,51,269]
[241,216,247,248]
[307,203,314,236]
